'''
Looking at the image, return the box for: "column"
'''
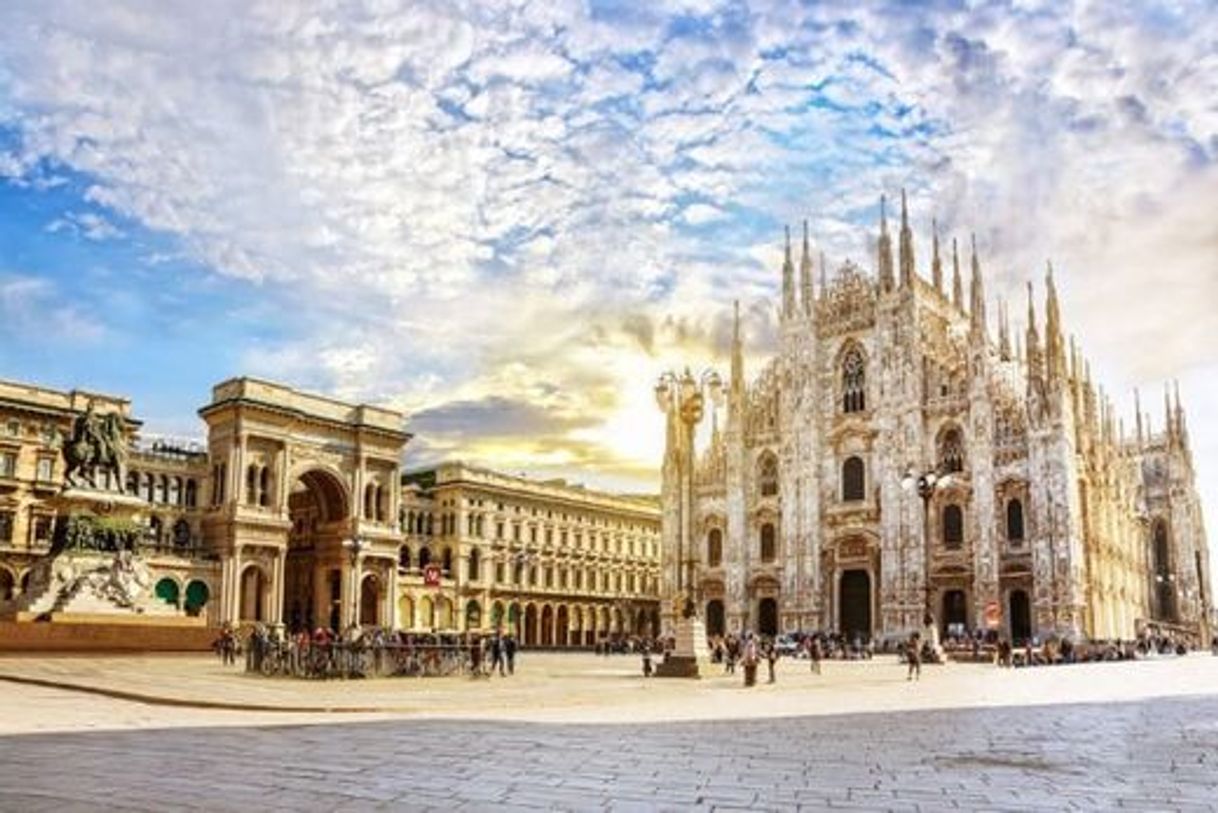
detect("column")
[220,554,237,624]
[270,549,286,625]
[385,561,398,629]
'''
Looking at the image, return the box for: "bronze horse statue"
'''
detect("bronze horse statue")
[63,402,127,490]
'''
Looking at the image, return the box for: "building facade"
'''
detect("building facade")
[661,194,1212,645]
[399,463,661,646]
[1,376,660,644]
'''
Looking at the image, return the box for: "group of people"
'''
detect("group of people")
[214,623,526,679]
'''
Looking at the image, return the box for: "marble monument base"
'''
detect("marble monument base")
[656,616,709,678]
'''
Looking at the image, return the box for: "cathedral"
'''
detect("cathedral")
[659,192,1212,647]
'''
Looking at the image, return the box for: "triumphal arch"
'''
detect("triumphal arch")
[199,378,410,631]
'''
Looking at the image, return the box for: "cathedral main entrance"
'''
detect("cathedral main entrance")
[1009,589,1032,644]
[757,598,778,637]
[705,600,725,637]
[839,570,871,640]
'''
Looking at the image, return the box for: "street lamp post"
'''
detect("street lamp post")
[654,366,722,677]
[901,466,954,650]
[343,536,365,631]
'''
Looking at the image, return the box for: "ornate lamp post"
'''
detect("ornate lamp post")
[901,466,955,648]
[343,536,365,630]
[654,366,722,677]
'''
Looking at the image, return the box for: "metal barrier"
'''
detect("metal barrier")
[242,639,484,679]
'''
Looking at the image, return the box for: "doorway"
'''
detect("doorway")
[758,597,778,637]
[839,569,871,640]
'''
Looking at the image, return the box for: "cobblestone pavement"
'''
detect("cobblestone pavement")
[1,693,1215,812]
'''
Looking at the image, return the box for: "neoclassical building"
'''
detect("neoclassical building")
[661,193,1212,645]
[399,463,661,646]
[0,376,660,644]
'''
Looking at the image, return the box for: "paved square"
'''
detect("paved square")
[1,654,1217,811]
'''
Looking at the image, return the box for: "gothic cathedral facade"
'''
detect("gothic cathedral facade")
[661,192,1212,646]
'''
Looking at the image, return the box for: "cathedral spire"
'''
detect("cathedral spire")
[1044,261,1066,384]
[998,298,1011,360]
[969,233,986,336]
[898,188,915,289]
[819,251,827,302]
[1134,388,1143,444]
[731,299,743,394]
[1026,281,1043,381]
[951,237,964,309]
[800,220,814,317]
[931,218,943,292]
[1164,381,1174,442]
[782,226,795,319]
[877,195,895,292]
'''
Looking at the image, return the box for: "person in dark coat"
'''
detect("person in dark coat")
[489,632,505,676]
[504,633,517,675]
[907,631,922,681]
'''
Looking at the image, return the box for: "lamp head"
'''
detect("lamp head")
[654,375,673,411]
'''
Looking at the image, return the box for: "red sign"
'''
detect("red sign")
[423,563,442,587]
[983,601,1002,630]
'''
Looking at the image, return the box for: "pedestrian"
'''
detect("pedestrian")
[765,639,778,684]
[489,631,504,676]
[809,635,822,675]
[742,633,759,687]
[642,641,653,678]
[504,633,517,675]
[468,633,484,678]
[907,631,921,681]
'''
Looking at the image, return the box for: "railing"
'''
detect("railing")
[239,636,487,679]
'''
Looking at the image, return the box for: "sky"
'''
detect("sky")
[0,1,1215,543]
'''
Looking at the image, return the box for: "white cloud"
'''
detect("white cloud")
[0,0,1216,543]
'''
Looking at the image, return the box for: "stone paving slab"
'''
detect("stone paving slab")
[3,651,1218,729]
[1,692,1217,812]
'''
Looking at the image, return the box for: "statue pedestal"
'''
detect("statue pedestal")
[656,616,708,678]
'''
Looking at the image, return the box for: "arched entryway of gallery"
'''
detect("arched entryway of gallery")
[632,607,648,637]
[283,467,351,632]
[0,566,15,601]
[154,576,182,609]
[359,573,380,626]
[838,569,872,641]
[705,599,726,637]
[555,605,569,646]
[508,602,522,640]
[524,603,539,646]
[184,580,210,617]
[239,564,270,623]
[541,604,555,646]
[398,594,415,630]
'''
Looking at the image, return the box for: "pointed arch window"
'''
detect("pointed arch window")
[939,427,965,473]
[942,504,964,549]
[842,456,865,502]
[1006,499,1025,544]
[759,522,776,562]
[758,454,779,498]
[707,528,723,567]
[842,346,866,413]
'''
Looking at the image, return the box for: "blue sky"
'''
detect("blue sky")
[0,1,1216,541]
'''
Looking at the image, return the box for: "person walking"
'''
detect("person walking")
[742,633,759,687]
[907,631,922,681]
[809,635,822,675]
[641,641,653,678]
[765,639,778,684]
[489,631,505,676]
[504,633,517,675]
